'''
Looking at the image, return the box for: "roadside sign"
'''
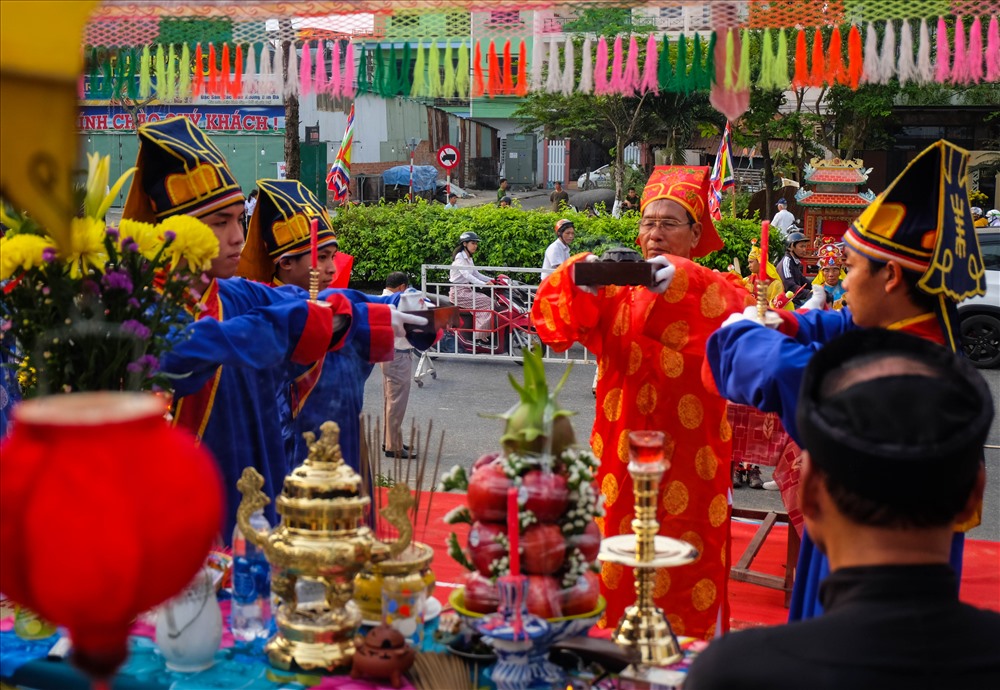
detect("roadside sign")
[437,144,460,170]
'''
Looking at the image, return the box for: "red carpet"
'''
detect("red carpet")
[411,491,1000,629]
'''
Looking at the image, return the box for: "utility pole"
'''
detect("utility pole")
[406,137,419,203]
[280,19,301,181]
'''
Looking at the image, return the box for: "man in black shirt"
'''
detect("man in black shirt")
[777,230,811,306]
[687,329,1000,690]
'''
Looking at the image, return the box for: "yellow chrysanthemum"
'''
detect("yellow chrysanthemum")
[0,234,52,280]
[118,218,161,260]
[66,217,109,277]
[158,215,220,273]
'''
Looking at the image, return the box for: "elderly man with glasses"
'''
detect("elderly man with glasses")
[531,166,753,640]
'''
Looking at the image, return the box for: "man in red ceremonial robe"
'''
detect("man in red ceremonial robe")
[531,167,753,639]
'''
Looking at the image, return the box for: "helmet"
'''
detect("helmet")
[459,231,481,243]
[786,230,807,246]
[971,207,983,217]
[554,218,574,235]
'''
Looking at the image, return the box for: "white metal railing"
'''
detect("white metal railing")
[418,264,596,364]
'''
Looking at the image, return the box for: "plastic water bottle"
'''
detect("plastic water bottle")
[231,510,271,641]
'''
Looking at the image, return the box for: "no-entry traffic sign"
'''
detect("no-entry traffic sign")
[437,144,460,170]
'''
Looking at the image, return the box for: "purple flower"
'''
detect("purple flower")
[101,270,133,293]
[81,280,100,295]
[126,354,159,376]
[127,297,141,309]
[42,247,57,263]
[121,319,151,340]
[163,231,176,242]
[106,227,119,240]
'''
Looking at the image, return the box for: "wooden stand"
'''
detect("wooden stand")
[730,508,801,608]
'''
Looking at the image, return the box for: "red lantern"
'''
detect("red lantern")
[0,392,224,681]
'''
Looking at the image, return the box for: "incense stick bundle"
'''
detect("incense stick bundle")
[410,652,473,690]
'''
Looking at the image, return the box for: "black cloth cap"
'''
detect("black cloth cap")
[797,329,992,510]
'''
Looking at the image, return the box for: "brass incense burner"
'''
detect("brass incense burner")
[236,421,388,672]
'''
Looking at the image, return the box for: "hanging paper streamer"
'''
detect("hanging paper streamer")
[139,45,151,98]
[935,16,950,83]
[397,43,412,96]
[878,20,896,84]
[342,42,355,98]
[178,43,190,100]
[826,27,844,86]
[674,33,688,93]
[232,44,243,99]
[487,40,502,97]
[968,16,983,84]
[987,15,1000,82]
[429,43,442,98]
[711,26,750,122]
[951,16,970,85]
[775,29,789,89]
[516,40,528,97]
[898,21,917,85]
[531,35,544,92]
[329,41,341,96]
[545,37,560,93]
[705,31,718,89]
[862,23,879,84]
[658,35,672,92]
[810,29,825,87]
[285,41,299,98]
[443,43,455,97]
[758,29,774,88]
[691,33,704,92]
[594,37,610,94]
[313,42,326,96]
[410,42,424,98]
[273,40,285,96]
[502,40,514,96]
[916,18,933,84]
[639,33,659,95]
[621,35,640,95]
[579,36,594,94]
[243,42,257,96]
[220,43,231,98]
[191,43,203,98]
[299,40,312,95]
[561,36,574,96]
[847,24,863,88]
[154,44,166,99]
[472,41,484,97]
[456,42,469,99]
[372,45,385,96]
[609,36,625,93]
[163,44,175,101]
[210,43,222,96]
[792,29,808,88]
[723,29,736,90]
[737,29,751,90]
[261,43,276,96]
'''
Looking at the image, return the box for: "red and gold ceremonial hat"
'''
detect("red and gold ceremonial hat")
[844,139,985,304]
[123,116,245,223]
[238,179,337,284]
[639,166,723,258]
[816,240,843,269]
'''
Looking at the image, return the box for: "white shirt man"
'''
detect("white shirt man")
[542,219,575,279]
[771,199,795,232]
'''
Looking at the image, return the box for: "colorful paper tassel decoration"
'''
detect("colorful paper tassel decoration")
[705,31,718,89]
[243,43,256,96]
[621,35,640,95]
[456,42,469,99]
[862,23,880,84]
[810,29,825,86]
[429,42,443,97]
[516,40,529,97]
[410,42,425,97]
[792,29,808,88]
[724,29,736,90]
[827,27,844,86]
[545,38,560,93]
[774,29,789,89]
[502,40,514,96]
[951,16,970,84]
[595,37,610,94]
[640,33,659,95]
[220,43,232,98]
[757,29,774,88]
[443,43,455,97]
[139,45,152,98]
[609,36,625,93]
[178,43,191,99]
[531,35,544,91]
[968,16,983,83]
[561,37,574,96]
[737,29,751,90]
[917,18,933,84]
[690,34,704,92]
[273,41,284,95]
[154,44,166,99]
[285,41,298,98]
[935,16,950,83]
[208,43,220,96]
[878,20,896,84]
[847,24,863,88]
[897,21,918,85]
[987,15,1000,82]
[328,41,341,96]
[711,28,750,122]
[372,46,385,95]
[397,43,412,96]
[313,42,326,96]
[579,37,594,94]
[472,41,484,97]
[261,43,276,96]
[299,40,312,95]
[487,41,502,97]
[342,42,355,98]
[163,44,176,100]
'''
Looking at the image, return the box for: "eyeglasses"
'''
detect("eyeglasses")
[639,218,693,231]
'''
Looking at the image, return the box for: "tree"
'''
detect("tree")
[280,19,301,181]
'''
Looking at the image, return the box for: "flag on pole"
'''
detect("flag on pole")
[708,121,736,220]
[326,103,354,203]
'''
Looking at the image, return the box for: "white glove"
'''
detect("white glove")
[801,284,827,311]
[648,255,676,294]
[390,306,428,339]
[572,254,601,295]
[721,305,783,329]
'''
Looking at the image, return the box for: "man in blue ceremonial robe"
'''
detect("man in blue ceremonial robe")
[123,117,423,540]
[704,140,987,620]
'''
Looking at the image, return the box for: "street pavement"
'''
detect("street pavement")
[362,355,1000,543]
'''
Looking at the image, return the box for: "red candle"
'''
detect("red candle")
[759,220,770,281]
[507,486,520,575]
[309,218,319,270]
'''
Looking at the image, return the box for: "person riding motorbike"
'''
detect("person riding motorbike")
[777,229,812,307]
[449,231,493,345]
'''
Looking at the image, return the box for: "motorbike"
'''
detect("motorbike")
[439,274,538,356]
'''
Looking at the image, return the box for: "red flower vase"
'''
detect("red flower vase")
[0,392,224,681]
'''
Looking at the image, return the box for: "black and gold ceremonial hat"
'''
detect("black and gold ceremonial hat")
[798,328,992,518]
[123,116,244,223]
[238,179,337,283]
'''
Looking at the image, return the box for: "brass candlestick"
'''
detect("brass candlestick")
[598,431,698,668]
[756,276,769,323]
[309,267,320,301]
[236,422,389,672]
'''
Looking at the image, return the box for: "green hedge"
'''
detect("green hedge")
[332,200,781,288]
